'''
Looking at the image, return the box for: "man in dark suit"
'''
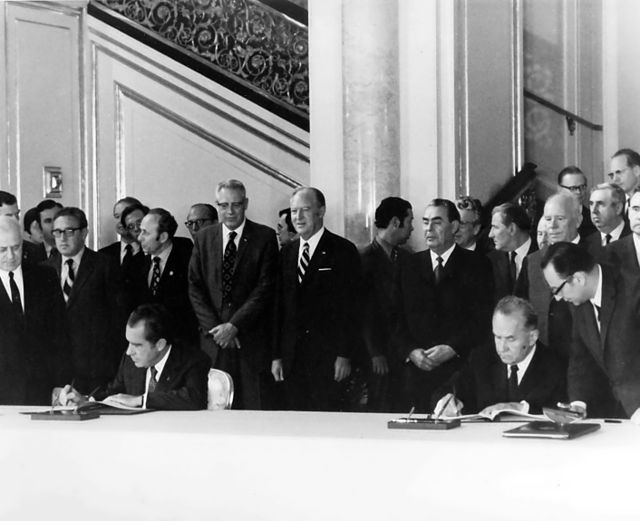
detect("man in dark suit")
[44,207,119,394]
[434,296,566,416]
[604,188,640,282]
[133,208,198,350]
[360,197,414,412]
[189,180,278,410]
[542,242,640,418]
[0,191,45,265]
[35,199,62,260]
[185,203,218,240]
[608,149,640,216]
[584,183,630,261]
[400,198,494,412]
[487,203,536,303]
[59,303,210,410]
[272,187,362,412]
[518,193,584,359]
[0,216,68,404]
[557,165,597,238]
[98,197,145,277]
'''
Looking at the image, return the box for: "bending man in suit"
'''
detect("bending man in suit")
[0,216,68,404]
[360,196,414,412]
[189,179,278,410]
[400,198,494,412]
[44,207,119,393]
[435,296,566,417]
[542,242,640,418]
[272,187,362,411]
[59,303,210,410]
[487,203,536,303]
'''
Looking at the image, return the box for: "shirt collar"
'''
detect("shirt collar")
[300,226,325,252]
[513,237,531,261]
[507,343,537,382]
[430,243,456,267]
[61,246,85,268]
[151,242,173,266]
[120,240,140,256]
[152,345,172,379]
[590,264,603,309]
[603,220,625,243]
[222,220,246,241]
[571,234,581,245]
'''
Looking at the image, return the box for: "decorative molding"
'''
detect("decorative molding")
[89,0,308,129]
[89,28,309,155]
[113,82,302,190]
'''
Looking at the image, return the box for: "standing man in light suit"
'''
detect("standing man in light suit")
[272,187,363,411]
[189,179,278,409]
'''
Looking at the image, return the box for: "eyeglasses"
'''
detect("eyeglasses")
[126,221,142,231]
[551,274,574,296]
[52,227,83,238]
[456,197,482,212]
[608,167,630,180]
[185,218,213,229]
[560,184,586,193]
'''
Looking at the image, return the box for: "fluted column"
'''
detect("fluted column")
[342,0,400,246]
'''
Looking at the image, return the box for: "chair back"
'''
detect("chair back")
[207,368,234,410]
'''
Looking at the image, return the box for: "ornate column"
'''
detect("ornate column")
[342,0,400,246]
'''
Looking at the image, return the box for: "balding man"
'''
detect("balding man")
[272,187,362,411]
[185,203,218,239]
[0,216,68,404]
[585,183,630,261]
[518,192,585,360]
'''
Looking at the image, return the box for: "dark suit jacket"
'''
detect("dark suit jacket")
[569,265,640,418]
[0,263,69,405]
[487,240,537,304]
[44,248,120,393]
[442,343,567,414]
[98,346,210,410]
[189,220,278,370]
[359,239,409,365]
[133,237,199,347]
[21,240,46,265]
[401,245,494,361]
[584,221,631,263]
[579,204,597,238]
[274,229,362,375]
[603,234,640,283]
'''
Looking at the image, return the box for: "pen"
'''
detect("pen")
[87,385,101,400]
[436,385,457,420]
[406,406,415,421]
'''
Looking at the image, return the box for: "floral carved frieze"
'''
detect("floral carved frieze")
[92,0,309,120]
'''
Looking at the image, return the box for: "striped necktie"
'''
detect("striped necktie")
[148,366,158,393]
[63,259,75,300]
[297,242,310,283]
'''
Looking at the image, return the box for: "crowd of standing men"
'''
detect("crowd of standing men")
[1,147,640,417]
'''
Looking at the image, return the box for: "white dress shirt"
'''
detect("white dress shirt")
[147,243,173,287]
[143,346,172,408]
[222,220,246,253]
[298,226,325,264]
[506,344,537,385]
[430,243,456,269]
[0,265,24,311]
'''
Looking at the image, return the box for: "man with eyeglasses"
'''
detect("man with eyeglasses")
[557,165,597,238]
[519,193,584,361]
[185,203,218,240]
[541,242,640,419]
[608,148,640,215]
[44,207,119,394]
[0,216,68,404]
[189,179,278,410]
[0,191,45,265]
[584,183,630,261]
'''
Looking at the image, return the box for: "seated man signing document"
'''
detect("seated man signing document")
[434,296,567,418]
[59,303,210,410]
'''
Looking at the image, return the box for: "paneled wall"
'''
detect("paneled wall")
[0,1,309,248]
[0,1,87,217]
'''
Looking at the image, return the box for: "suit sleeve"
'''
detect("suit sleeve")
[229,230,278,332]
[146,353,210,410]
[335,241,364,360]
[360,250,384,358]
[188,234,222,333]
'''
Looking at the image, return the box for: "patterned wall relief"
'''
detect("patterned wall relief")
[90,0,309,127]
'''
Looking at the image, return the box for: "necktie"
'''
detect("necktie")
[122,243,133,268]
[297,242,310,284]
[507,364,519,401]
[605,234,612,246]
[222,231,237,302]
[63,259,74,300]
[148,366,158,394]
[8,271,23,324]
[390,247,399,263]
[509,251,517,292]
[434,256,444,285]
[150,256,161,296]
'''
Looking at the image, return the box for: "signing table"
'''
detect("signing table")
[0,407,638,521]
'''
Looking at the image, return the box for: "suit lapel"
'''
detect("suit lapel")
[579,303,604,365]
[157,348,179,390]
[235,220,251,270]
[300,231,330,286]
[599,269,617,352]
[518,346,541,397]
[67,250,95,307]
